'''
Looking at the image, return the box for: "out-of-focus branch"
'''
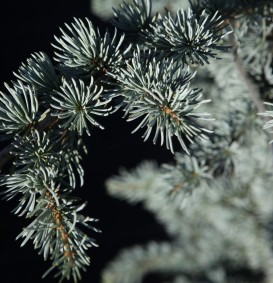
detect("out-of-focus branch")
[229,32,265,113]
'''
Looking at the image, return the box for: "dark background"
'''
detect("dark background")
[0,1,173,282]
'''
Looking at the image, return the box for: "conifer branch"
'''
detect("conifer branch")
[1,0,273,282]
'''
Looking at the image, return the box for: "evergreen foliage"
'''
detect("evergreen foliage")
[1,0,273,282]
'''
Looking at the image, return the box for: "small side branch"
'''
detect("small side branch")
[0,114,59,172]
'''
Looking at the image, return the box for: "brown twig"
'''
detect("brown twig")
[0,144,13,172]
[46,190,75,266]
